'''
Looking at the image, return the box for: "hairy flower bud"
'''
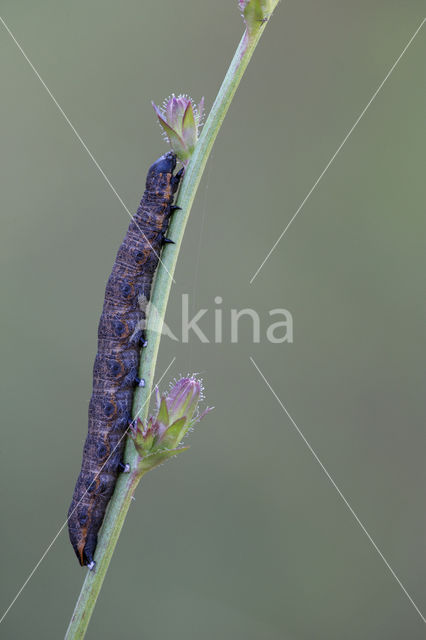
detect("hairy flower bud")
[130,376,212,472]
[152,94,204,165]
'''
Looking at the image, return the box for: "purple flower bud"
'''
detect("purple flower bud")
[152,94,204,165]
[130,376,213,472]
[165,377,202,423]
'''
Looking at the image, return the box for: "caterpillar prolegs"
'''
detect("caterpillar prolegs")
[68,152,182,567]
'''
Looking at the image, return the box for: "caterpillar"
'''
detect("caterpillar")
[68,151,182,568]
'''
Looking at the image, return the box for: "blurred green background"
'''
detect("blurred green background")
[1,1,425,638]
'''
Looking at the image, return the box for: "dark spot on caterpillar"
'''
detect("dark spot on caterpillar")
[103,401,116,418]
[112,319,126,337]
[120,281,133,298]
[97,443,108,460]
[68,152,182,567]
[108,360,122,377]
[134,249,146,263]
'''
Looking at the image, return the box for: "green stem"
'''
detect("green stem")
[65,7,279,638]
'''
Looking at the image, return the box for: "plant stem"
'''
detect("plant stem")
[65,7,279,638]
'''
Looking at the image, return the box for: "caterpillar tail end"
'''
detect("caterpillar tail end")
[69,525,98,569]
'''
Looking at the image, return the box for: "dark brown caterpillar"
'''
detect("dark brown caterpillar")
[68,152,182,568]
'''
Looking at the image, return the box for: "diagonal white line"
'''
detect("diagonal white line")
[250,356,426,624]
[0,15,176,284]
[249,17,426,284]
[0,357,176,626]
